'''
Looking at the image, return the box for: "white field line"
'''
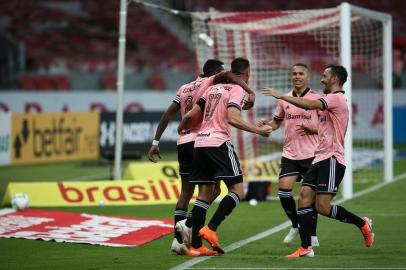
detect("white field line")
[189,267,406,270]
[169,171,406,270]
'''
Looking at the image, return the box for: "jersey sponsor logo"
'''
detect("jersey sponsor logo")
[197,132,210,137]
[285,113,312,120]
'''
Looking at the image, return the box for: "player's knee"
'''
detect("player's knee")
[298,191,313,207]
[315,201,330,216]
[228,183,244,199]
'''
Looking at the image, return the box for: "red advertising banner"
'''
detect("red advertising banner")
[0,209,173,247]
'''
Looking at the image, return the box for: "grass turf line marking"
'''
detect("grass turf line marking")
[169,172,406,270]
[189,267,406,270]
[190,268,406,270]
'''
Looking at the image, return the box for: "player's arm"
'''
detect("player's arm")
[296,124,318,136]
[261,87,323,110]
[228,107,272,137]
[148,102,180,162]
[215,71,255,109]
[177,103,203,134]
[258,118,282,131]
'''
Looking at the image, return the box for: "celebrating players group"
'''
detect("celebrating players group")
[148,57,374,258]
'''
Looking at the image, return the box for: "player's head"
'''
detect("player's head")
[321,64,348,94]
[290,63,310,91]
[201,59,225,77]
[231,57,250,83]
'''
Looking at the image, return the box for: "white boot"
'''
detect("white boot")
[175,219,191,246]
[311,235,320,247]
[283,227,299,243]
[170,238,188,255]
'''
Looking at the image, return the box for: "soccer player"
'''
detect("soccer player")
[178,57,272,256]
[147,59,255,255]
[258,63,320,246]
[262,65,374,258]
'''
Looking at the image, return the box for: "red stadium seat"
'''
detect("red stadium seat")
[53,75,71,91]
[35,76,54,90]
[17,76,37,91]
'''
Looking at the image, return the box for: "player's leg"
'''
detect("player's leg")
[278,157,303,243]
[315,194,373,247]
[171,176,194,254]
[207,181,243,232]
[286,163,317,259]
[199,181,243,255]
[298,157,319,247]
[199,141,243,254]
[174,176,194,247]
[315,157,374,248]
[297,186,316,248]
[172,142,195,253]
[279,179,300,243]
[186,147,218,256]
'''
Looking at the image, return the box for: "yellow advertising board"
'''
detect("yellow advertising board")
[2,158,279,206]
[124,160,280,183]
[2,180,229,206]
[123,161,180,180]
[11,112,99,165]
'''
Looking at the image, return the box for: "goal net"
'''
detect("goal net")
[191,4,392,198]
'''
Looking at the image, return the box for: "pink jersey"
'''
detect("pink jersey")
[313,91,348,165]
[173,76,215,145]
[273,88,320,160]
[194,83,245,148]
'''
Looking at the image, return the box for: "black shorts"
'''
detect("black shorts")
[189,141,243,186]
[279,156,314,182]
[177,141,195,178]
[302,156,346,195]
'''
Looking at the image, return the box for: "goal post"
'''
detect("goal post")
[191,2,393,198]
[340,3,393,198]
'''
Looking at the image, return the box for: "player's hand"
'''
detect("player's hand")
[242,92,255,110]
[261,87,283,99]
[148,145,161,163]
[296,124,318,136]
[257,118,269,127]
[258,124,272,137]
[177,128,189,135]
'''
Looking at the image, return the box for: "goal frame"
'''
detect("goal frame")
[340,3,393,198]
[191,2,393,199]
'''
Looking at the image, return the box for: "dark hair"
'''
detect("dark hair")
[291,63,309,70]
[202,59,224,77]
[231,57,250,75]
[326,64,348,85]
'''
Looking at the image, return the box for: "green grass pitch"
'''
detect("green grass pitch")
[0,148,405,269]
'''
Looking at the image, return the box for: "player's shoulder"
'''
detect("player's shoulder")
[212,83,242,91]
[326,90,346,99]
[307,89,322,98]
[228,84,245,95]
